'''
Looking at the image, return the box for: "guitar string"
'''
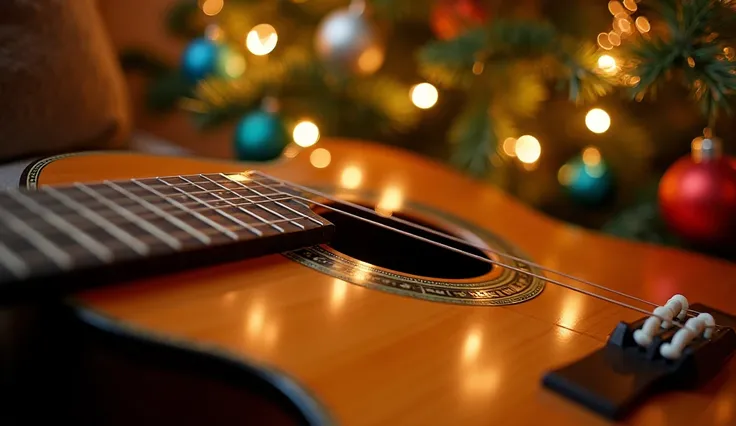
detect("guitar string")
[246,173,714,329]
[16,175,712,327]
[19,177,714,315]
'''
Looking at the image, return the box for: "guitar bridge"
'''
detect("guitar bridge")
[542,303,736,420]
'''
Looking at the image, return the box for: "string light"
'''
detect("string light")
[582,147,602,166]
[597,55,617,73]
[246,24,278,56]
[200,0,224,16]
[585,108,611,134]
[218,50,246,79]
[635,16,651,33]
[310,148,331,168]
[340,166,363,189]
[502,137,517,157]
[410,83,439,109]
[514,135,541,164]
[292,120,320,147]
[205,24,224,41]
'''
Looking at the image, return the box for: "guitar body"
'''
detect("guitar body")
[5,139,736,425]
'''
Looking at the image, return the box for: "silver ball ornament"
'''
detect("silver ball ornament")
[314,6,385,75]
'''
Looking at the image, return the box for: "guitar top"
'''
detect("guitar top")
[2,139,736,426]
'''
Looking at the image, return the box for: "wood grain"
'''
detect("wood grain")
[31,139,736,426]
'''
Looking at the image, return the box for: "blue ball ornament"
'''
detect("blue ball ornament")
[559,155,613,205]
[181,37,220,82]
[234,110,288,161]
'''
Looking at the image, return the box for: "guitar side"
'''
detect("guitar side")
[12,139,736,425]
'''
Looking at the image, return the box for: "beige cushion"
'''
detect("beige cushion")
[0,0,131,162]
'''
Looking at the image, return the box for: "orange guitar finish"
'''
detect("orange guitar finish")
[30,139,736,425]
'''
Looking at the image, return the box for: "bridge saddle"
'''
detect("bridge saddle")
[542,298,736,420]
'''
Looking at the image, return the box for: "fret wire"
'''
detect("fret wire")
[206,174,296,231]
[0,204,73,270]
[43,187,150,256]
[14,206,316,233]
[108,180,214,245]
[133,179,238,241]
[0,241,30,279]
[7,191,114,263]
[40,175,288,196]
[222,174,324,227]
[8,215,318,258]
[77,183,182,250]
[173,176,263,237]
[198,176,286,233]
[2,171,713,326]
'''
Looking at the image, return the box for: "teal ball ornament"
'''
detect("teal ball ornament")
[181,37,220,82]
[559,154,613,205]
[234,110,288,161]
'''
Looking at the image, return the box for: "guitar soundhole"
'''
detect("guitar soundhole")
[314,203,493,279]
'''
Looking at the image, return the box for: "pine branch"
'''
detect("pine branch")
[344,77,420,133]
[625,0,736,122]
[417,27,488,88]
[418,20,614,100]
[448,98,495,176]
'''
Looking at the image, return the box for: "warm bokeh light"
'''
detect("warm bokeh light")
[219,50,246,78]
[585,108,611,134]
[410,83,439,109]
[201,0,224,16]
[226,173,249,182]
[635,16,651,33]
[331,279,348,312]
[597,55,617,73]
[246,24,278,56]
[282,144,300,158]
[462,328,483,364]
[608,0,625,15]
[357,46,385,74]
[502,137,517,157]
[623,0,637,11]
[340,166,363,189]
[582,146,602,166]
[205,24,224,41]
[310,148,331,168]
[292,120,320,147]
[557,164,574,186]
[514,135,541,164]
[376,185,403,217]
[597,33,613,50]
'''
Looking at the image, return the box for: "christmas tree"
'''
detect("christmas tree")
[122,0,736,259]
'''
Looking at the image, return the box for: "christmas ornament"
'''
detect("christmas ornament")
[233,107,288,162]
[314,2,385,76]
[658,133,736,246]
[430,0,488,40]
[559,150,613,205]
[181,37,221,82]
[181,38,245,82]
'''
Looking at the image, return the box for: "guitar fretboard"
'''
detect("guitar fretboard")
[0,172,333,302]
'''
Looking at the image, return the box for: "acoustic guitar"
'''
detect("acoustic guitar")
[0,139,735,426]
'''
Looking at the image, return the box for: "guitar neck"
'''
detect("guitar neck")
[0,172,334,304]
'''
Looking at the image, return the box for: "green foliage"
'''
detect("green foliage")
[448,97,494,175]
[418,19,614,173]
[624,0,736,123]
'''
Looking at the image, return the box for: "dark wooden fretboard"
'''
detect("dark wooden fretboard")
[0,172,334,303]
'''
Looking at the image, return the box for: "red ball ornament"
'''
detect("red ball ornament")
[658,134,736,247]
[430,0,488,40]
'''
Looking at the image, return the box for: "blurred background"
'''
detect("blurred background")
[2,0,734,259]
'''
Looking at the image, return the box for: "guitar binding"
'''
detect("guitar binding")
[542,303,736,420]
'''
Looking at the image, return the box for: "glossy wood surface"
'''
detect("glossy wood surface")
[32,139,736,426]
